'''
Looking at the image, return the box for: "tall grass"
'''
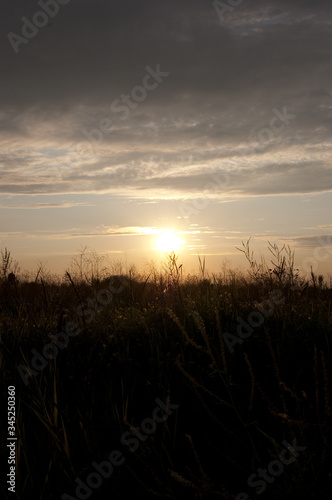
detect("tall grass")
[0,242,331,499]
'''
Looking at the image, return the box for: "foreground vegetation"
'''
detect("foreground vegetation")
[1,243,332,499]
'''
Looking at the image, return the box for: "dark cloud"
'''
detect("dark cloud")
[0,0,332,197]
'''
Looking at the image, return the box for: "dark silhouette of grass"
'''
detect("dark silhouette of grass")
[0,244,331,499]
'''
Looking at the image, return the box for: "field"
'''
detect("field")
[1,244,332,499]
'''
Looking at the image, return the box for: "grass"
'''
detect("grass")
[0,242,332,499]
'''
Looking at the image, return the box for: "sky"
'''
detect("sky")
[1,0,332,278]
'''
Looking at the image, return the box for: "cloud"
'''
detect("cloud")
[283,234,332,248]
[0,225,159,240]
[1,0,332,200]
[0,201,93,209]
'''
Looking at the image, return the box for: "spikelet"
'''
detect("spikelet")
[185,434,208,483]
[191,310,217,368]
[168,470,197,490]
[278,380,301,402]
[166,308,203,351]
[276,413,311,429]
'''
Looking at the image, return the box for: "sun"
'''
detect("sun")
[156,230,185,253]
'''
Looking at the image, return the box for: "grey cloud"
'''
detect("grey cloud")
[1,0,332,198]
[283,234,332,248]
[0,201,93,209]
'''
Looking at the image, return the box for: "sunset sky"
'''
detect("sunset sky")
[1,0,332,277]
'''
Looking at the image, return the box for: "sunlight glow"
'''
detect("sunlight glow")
[155,231,185,253]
